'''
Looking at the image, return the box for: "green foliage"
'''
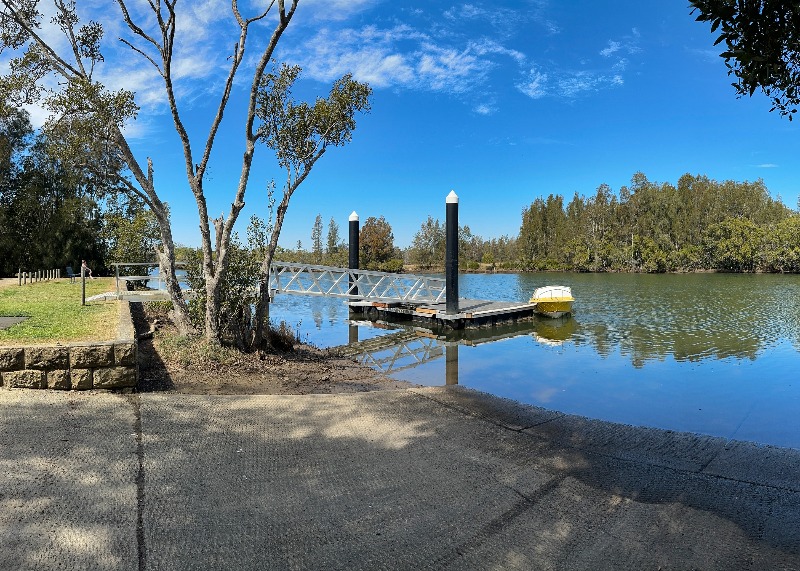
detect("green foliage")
[703,218,764,272]
[101,194,161,270]
[311,213,323,263]
[509,171,794,274]
[378,258,404,273]
[185,236,260,349]
[256,63,372,170]
[763,217,800,272]
[408,216,444,268]
[0,109,106,276]
[690,0,800,120]
[360,215,395,270]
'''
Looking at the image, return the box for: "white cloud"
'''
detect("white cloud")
[600,41,621,57]
[300,0,380,21]
[470,38,526,65]
[756,163,779,168]
[517,66,549,99]
[515,27,641,101]
[287,26,500,94]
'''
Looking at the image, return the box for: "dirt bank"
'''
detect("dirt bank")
[132,302,415,395]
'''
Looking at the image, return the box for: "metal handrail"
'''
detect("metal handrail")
[268,261,446,304]
[112,262,187,299]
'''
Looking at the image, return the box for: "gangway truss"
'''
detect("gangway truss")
[269,262,446,304]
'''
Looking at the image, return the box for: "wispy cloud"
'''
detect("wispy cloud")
[600,41,622,58]
[517,28,642,100]
[287,26,509,94]
[756,163,779,168]
[300,0,379,21]
[517,66,548,99]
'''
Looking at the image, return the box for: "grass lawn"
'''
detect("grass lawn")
[0,278,119,345]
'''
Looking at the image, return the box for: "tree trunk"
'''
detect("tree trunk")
[153,208,194,335]
[252,187,294,349]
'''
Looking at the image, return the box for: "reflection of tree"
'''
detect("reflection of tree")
[581,324,616,359]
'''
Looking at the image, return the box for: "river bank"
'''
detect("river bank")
[132,302,414,395]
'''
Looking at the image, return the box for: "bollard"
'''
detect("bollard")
[18,269,21,286]
[446,190,459,315]
[81,265,86,306]
[348,211,360,298]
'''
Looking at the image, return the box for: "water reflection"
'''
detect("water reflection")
[269,272,800,448]
[339,316,578,379]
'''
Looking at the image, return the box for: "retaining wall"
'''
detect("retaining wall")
[0,301,137,391]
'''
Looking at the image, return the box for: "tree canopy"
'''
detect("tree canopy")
[0,1,371,350]
[690,0,800,119]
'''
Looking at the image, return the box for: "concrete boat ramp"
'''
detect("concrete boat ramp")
[1,386,798,570]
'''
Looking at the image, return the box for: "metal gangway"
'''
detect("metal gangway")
[269,262,446,304]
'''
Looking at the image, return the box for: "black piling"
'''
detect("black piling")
[446,191,459,315]
[349,211,360,298]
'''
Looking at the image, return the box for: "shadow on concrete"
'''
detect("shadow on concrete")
[135,389,800,570]
[0,391,138,570]
[130,302,174,392]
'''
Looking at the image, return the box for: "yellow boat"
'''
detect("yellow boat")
[529,285,574,318]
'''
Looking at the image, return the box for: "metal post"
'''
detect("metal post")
[348,211,359,298]
[81,265,86,306]
[18,269,21,286]
[446,190,459,315]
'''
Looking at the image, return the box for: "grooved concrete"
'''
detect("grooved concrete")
[1,386,799,570]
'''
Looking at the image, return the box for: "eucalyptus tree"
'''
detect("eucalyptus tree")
[359,215,395,270]
[251,64,371,346]
[690,0,800,119]
[310,214,323,263]
[409,215,445,269]
[0,1,371,348]
[325,216,342,261]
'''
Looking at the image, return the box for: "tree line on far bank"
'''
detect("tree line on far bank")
[284,172,800,274]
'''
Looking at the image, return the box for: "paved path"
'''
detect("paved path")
[1,387,799,570]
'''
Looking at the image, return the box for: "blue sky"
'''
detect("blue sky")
[19,0,800,249]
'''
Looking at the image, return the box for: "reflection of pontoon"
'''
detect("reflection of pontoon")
[529,286,574,318]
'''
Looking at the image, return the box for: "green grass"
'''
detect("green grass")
[0,278,119,345]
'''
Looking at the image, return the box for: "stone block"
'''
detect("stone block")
[0,347,24,371]
[117,301,136,340]
[94,367,136,389]
[26,346,69,370]
[70,344,113,368]
[47,369,71,390]
[4,369,44,389]
[114,342,137,366]
[71,369,93,390]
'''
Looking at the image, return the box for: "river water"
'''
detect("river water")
[267,272,800,449]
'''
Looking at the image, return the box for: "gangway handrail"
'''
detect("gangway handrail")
[269,261,446,304]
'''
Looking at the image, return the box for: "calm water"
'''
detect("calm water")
[268,272,800,449]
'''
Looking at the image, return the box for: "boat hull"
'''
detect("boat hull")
[533,300,573,318]
[529,285,574,318]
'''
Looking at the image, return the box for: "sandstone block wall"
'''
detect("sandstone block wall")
[0,301,137,392]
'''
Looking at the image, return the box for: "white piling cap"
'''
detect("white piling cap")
[446,190,459,204]
[349,211,359,222]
